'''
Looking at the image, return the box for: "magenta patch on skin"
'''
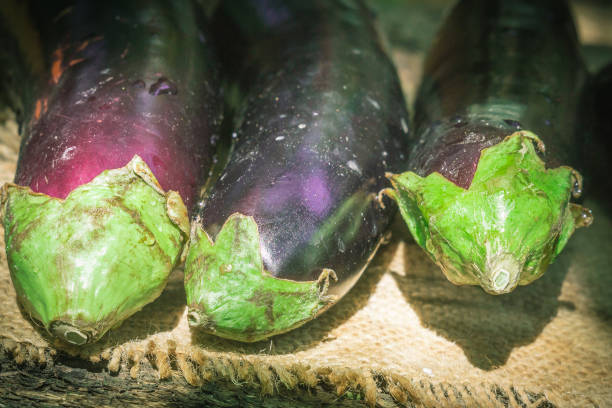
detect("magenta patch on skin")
[260,174,296,213]
[14,74,211,210]
[302,170,331,216]
[18,118,199,208]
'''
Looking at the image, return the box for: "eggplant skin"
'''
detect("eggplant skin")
[388,0,592,294]
[577,63,612,203]
[185,0,410,342]
[0,0,220,345]
[411,0,586,182]
[6,0,221,209]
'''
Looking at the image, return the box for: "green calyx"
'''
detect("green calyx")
[1,156,189,345]
[184,213,337,342]
[387,131,592,294]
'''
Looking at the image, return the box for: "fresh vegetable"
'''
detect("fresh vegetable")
[386,0,592,294]
[0,0,221,345]
[185,0,410,342]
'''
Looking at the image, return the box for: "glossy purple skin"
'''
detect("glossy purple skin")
[11,0,221,210]
[200,0,410,295]
[578,63,612,201]
[409,0,585,190]
[410,122,510,189]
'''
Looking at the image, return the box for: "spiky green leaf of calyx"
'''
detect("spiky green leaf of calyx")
[1,155,189,345]
[388,131,592,294]
[184,213,337,343]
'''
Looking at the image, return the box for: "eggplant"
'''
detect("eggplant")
[577,63,612,203]
[387,0,592,294]
[0,0,221,345]
[184,0,409,342]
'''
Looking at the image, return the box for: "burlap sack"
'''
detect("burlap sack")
[1,1,611,406]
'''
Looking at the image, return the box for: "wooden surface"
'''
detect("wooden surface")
[0,346,408,408]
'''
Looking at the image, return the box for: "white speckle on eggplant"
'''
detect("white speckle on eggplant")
[346,160,361,174]
[60,146,76,161]
[366,96,380,110]
[401,117,409,134]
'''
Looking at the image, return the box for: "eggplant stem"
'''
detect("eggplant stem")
[375,187,396,209]
[317,268,338,299]
[49,321,90,346]
[569,168,583,198]
[571,204,593,228]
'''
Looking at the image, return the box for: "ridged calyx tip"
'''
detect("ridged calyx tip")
[2,155,189,345]
[388,131,591,293]
[184,213,336,342]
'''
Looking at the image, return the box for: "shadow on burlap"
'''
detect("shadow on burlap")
[1,1,612,406]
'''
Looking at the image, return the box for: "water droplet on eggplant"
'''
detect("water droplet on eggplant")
[401,117,409,134]
[149,77,178,96]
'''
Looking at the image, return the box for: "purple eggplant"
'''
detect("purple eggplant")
[577,63,612,203]
[184,0,410,342]
[387,0,592,294]
[0,0,221,345]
